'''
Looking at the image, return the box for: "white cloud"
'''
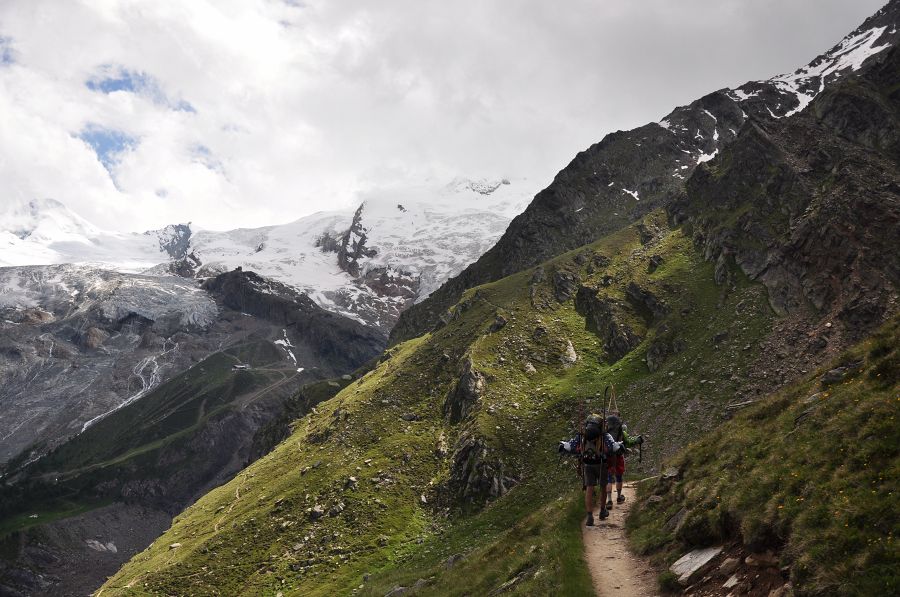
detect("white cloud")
[0,0,886,232]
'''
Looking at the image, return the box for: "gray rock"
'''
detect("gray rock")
[489,314,508,333]
[670,546,722,586]
[443,357,486,424]
[552,270,580,302]
[445,553,465,569]
[384,585,408,596]
[718,557,740,575]
[309,505,325,521]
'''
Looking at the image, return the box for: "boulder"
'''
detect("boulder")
[670,546,723,586]
[489,314,508,332]
[648,254,664,273]
[718,557,740,576]
[561,339,578,367]
[552,270,580,302]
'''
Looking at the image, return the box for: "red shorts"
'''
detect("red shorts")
[608,454,625,477]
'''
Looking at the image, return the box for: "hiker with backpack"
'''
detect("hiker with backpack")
[580,413,621,526]
[604,413,643,510]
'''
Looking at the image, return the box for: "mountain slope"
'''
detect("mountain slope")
[97,209,790,595]
[390,0,900,345]
[0,270,382,596]
[629,316,900,596]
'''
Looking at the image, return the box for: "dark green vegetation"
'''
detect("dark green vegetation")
[100,211,787,595]
[629,317,900,596]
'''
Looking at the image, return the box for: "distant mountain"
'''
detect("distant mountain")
[0,264,384,466]
[1,178,533,333]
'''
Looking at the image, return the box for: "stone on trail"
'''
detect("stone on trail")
[718,556,740,575]
[670,546,722,586]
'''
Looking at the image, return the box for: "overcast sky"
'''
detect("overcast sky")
[0,0,887,232]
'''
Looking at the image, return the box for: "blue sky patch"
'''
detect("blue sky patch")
[191,144,225,174]
[85,69,150,94]
[0,37,14,65]
[78,125,138,174]
[86,65,195,112]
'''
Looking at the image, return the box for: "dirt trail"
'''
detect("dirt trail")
[583,482,660,597]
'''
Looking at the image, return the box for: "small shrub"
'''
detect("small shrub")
[658,570,681,593]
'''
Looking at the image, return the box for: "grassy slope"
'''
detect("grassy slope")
[628,317,900,596]
[100,211,777,595]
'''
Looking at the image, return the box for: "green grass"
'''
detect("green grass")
[0,499,111,538]
[628,316,900,597]
[98,211,781,595]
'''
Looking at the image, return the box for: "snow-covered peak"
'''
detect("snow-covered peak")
[445,177,511,196]
[1,197,102,244]
[0,178,538,332]
[727,10,899,119]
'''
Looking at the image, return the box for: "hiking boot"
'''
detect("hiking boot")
[586,512,594,527]
[617,494,626,504]
[599,508,609,520]
[606,499,614,510]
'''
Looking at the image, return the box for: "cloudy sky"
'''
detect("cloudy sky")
[0,0,886,232]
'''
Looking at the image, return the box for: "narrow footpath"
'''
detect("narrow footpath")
[583,482,660,597]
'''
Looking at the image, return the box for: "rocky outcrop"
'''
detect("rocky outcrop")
[448,435,518,506]
[202,269,386,370]
[552,269,580,302]
[444,357,485,424]
[337,204,378,278]
[625,282,669,321]
[671,46,900,334]
[574,286,642,362]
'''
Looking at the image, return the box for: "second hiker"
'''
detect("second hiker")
[604,412,643,510]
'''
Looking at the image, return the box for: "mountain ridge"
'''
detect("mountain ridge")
[390,0,900,345]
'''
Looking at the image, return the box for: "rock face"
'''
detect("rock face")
[202,269,386,371]
[671,45,900,338]
[444,357,486,424]
[337,204,379,278]
[0,265,218,464]
[625,282,669,321]
[390,7,900,345]
[449,435,517,506]
[574,286,642,362]
[552,269,580,302]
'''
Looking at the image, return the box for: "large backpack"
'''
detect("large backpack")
[582,414,605,464]
[607,414,623,442]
